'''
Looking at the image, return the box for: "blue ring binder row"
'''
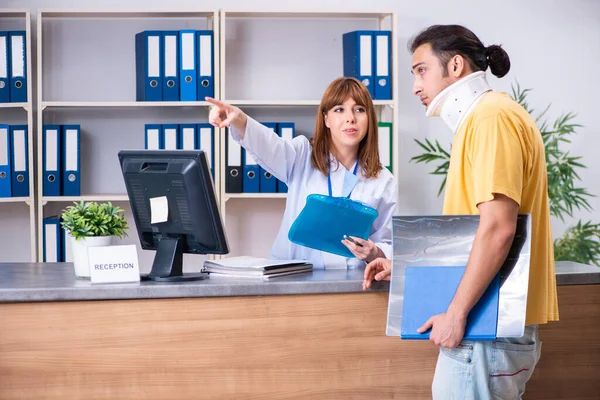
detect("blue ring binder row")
[225,122,294,194]
[288,194,379,258]
[386,215,532,341]
[143,123,215,180]
[41,125,81,197]
[0,31,27,103]
[0,124,29,198]
[135,30,214,102]
[342,30,392,100]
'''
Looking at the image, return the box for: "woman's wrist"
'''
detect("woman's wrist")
[366,246,385,263]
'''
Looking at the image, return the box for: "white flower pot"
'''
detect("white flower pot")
[70,235,113,279]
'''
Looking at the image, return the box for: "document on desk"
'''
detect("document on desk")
[203,256,312,277]
[204,256,308,270]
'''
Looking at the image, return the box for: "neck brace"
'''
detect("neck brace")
[425,71,492,133]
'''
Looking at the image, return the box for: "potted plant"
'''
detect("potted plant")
[61,201,129,279]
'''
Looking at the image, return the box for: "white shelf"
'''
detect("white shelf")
[225,193,287,201]
[222,10,393,19]
[38,10,217,19]
[0,9,28,17]
[0,102,28,110]
[0,196,32,204]
[227,99,394,107]
[36,8,223,262]
[41,101,212,109]
[0,10,35,263]
[42,195,130,203]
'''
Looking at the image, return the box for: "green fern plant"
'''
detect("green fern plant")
[61,201,129,241]
[554,221,600,266]
[410,81,599,266]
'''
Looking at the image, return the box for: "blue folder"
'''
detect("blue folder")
[401,266,500,341]
[10,124,29,197]
[0,124,11,197]
[9,31,27,103]
[195,30,214,100]
[288,194,378,258]
[162,31,180,101]
[342,30,375,99]
[135,31,163,101]
[0,32,10,102]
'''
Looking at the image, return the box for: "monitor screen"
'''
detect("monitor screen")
[119,150,229,282]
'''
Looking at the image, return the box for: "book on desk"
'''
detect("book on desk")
[202,256,313,279]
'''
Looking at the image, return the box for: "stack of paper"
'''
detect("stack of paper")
[202,256,312,279]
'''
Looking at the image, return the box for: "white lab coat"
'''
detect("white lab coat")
[231,116,397,269]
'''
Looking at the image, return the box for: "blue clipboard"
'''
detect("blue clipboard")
[288,194,378,258]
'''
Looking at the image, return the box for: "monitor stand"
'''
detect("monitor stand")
[141,236,208,282]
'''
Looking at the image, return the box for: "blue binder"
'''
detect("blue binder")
[43,217,61,262]
[275,122,294,193]
[258,122,276,193]
[162,31,180,101]
[342,30,375,98]
[198,123,214,179]
[144,124,162,150]
[179,124,198,150]
[135,31,162,101]
[373,30,392,100]
[196,30,214,100]
[0,124,11,197]
[225,128,242,193]
[162,124,179,150]
[10,125,28,197]
[9,31,27,103]
[42,125,61,196]
[401,266,500,341]
[179,30,197,101]
[0,32,10,102]
[242,148,260,193]
[62,125,80,197]
[60,222,73,262]
[288,194,379,258]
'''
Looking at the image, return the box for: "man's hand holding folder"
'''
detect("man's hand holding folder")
[362,258,477,349]
[416,310,467,349]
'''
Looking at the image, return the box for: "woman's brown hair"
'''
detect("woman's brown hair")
[310,77,382,179]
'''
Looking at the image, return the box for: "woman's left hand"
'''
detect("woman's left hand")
[341,236,380,263]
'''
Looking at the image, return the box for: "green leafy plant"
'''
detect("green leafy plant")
[60,201,129,241]
[410,81,600,266]
[554,221,600,266]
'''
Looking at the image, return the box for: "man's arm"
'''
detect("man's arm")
[447,193,519,318]
[418,193,519,347]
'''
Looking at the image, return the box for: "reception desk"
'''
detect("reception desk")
[0,261,598,399]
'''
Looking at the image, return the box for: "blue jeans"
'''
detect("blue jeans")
[431,325,542,400]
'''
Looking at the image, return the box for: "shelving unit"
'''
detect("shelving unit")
[0,9,35,262]
[217,10,398,257]
[41,101,212,109]
[2,7,399,266]
[36,9,220,268]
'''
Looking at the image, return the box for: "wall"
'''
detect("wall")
[2,0,599,265]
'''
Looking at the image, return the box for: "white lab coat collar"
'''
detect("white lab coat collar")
[328,153,359,175]
[425,71,492,133]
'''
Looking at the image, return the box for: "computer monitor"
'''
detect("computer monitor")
[118,150,229,282]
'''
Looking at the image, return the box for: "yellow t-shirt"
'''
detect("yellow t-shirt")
[443,91,559,325]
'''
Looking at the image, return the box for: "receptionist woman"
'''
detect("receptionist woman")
[206,77,397,269]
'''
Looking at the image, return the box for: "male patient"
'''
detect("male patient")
[363,24,558,399]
